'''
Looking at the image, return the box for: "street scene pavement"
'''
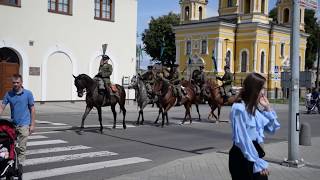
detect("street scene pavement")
[1,101,320,180]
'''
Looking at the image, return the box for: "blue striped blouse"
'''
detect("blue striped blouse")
[230,101,280,173]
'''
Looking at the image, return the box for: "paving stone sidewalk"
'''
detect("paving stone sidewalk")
[108,137,320,180]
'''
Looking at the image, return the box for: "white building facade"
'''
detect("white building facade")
[0,0,137,101]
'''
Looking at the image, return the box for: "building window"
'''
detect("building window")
[284,8,290,23]
[227,0,233,7]
[199,6,203,20]
[281,43,285,57]
[241,51,248,72]
[95,0,113,21]
[201,40,207,54]
[260,51,265,73]
[261,0,265,14]
[48,0,72,15]
[185,6,190,21]
[0,0,20,7]
[186,41,192,55]
[244,0,250,14]
[226,50,231,67]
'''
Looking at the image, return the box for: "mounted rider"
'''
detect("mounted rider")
[192,65,206,95]
[141,65,155,94]
[216,65,233,101]
[97,54,119,99]
[168,64,186,106]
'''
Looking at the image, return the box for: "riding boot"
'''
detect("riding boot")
[104,85,111,99]
[176,95,181,106]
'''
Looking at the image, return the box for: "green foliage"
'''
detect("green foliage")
[269,7,277,22]
[142,12,180,66]
[304,9,320,70]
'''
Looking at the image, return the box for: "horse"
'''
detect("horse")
[180,79,201,123]
[73,74,127,133]
[128,74,163,125]
[202,78,238,122]
[153,77,200,127]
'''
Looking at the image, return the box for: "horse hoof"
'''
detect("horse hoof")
[123,125,127,129]
[113,126,116,129]
[100,130,103,134]
[140,122,144,125]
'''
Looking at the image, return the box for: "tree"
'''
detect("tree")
[142,12,180,66]
[269,7,277,23]
[304,9,320,70]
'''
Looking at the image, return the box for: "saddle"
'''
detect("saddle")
[111,84,118,93]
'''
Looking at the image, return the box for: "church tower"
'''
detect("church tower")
[277,0,305,31]
[238,0,270,24]
[218,0,240,16]
[180,0,208,23]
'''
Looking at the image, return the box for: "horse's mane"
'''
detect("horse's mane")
[78,74,92,80]
[206,78,218,88]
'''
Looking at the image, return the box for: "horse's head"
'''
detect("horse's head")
[128,75,139,89]
[152,77,163,96]
[73,74,87,97]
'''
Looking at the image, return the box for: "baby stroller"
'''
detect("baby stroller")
[0,119,22,180]
[306,93,320,114]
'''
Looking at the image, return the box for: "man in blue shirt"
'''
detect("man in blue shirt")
[0,74,36,166]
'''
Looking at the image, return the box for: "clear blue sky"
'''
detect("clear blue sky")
[136,0,317,68]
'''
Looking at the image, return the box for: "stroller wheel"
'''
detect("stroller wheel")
[5,176,13,180]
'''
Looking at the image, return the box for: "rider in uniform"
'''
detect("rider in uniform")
[98,55,119,99]
[216,65,233,101]
[192,65,206,95]
[169,64,186,106]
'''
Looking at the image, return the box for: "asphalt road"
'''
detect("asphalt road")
[1,101,319,180]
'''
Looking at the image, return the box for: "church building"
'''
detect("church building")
[174,0,308,98]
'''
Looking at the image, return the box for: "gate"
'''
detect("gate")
[0,62,19,99]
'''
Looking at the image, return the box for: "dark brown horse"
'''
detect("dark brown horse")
[153,78,200,127]
[73,74,126,133]
[180,79,201,123]
[202,78,238,122]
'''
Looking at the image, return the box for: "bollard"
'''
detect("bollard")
[299,123,312,146]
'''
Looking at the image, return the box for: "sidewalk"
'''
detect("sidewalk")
[108,137,320,180]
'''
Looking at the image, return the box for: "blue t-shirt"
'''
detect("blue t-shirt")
[2,89,35,126]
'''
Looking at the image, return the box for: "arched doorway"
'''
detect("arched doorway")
[0,48,20,99]
[46,52,73,101]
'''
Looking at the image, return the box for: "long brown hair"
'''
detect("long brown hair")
[238,73,266,115]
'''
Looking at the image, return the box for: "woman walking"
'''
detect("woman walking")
[229,73,280,180]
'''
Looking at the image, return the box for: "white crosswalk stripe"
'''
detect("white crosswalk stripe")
[23,157,151,180]
[28,135,48,140]
[26,145,91,155]
[27,140,67,146]
[23,150,118,166]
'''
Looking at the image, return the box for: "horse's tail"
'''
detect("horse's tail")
[116,84,126,113]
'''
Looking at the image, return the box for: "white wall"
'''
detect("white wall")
[0,0,137,101]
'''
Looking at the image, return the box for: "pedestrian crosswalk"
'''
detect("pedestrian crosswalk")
[19,120,151,180]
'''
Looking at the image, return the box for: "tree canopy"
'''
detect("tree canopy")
[142,12,180,66]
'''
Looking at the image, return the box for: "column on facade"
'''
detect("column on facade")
[270,42,276,73]
[253,40,258,72]
[215,38,223,72]
[176,40,180,68]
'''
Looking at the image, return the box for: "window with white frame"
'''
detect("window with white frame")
[186,41,192,55]
[280,43,285,57]
[48,0,72,15]
[201,40,207,54]
[95,0,114,21]
[260,51,265,73]
[0,0,20,7]
[241,51,248,72]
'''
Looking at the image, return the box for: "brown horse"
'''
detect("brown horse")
[202,79,238,122]
[180,79,201,123]
[153,78,200,127]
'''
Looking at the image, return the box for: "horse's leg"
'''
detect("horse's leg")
[166,111,169,126]
[97,106,103,133]
[140,109,145,125]
[182,104,188,124]
[161,110,166,128]
[120,104,126,129]
[111,105,117,129]
[217,105,221,122]
[154,106,162,124]
[187,103,192,124]
[195,103,201,121]
[136,108,141,125]
[80,105,93,133]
